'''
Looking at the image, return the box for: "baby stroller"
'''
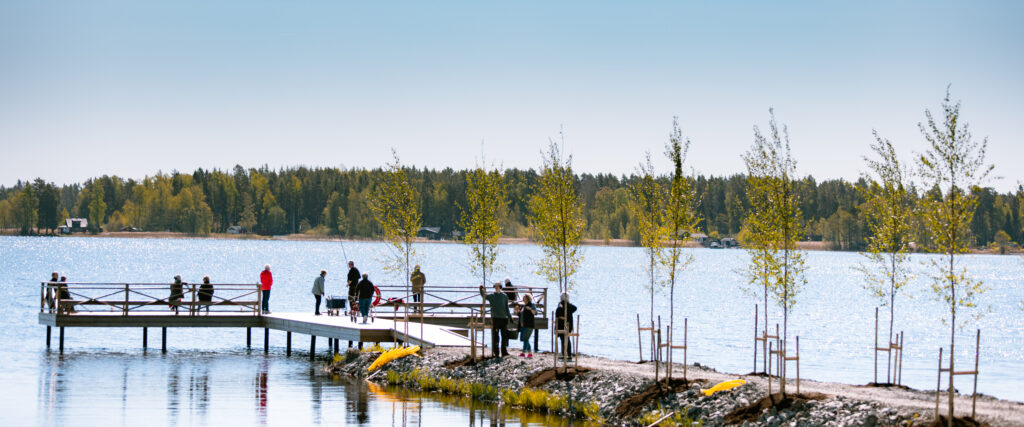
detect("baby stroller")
[326,296,346,316]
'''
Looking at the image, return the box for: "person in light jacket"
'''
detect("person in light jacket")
[312,270,326,315]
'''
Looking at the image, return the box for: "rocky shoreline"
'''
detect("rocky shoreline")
[325,347,1016,426]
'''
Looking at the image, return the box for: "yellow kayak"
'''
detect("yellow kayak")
[701,379,746,396]
[367,345,421,372]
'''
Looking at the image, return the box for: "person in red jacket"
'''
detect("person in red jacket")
[260,264,273,314]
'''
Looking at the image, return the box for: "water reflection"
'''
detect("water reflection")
[27,349,581,426]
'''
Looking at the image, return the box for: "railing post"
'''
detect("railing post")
[123,284,130,316]
[190,283,197,317]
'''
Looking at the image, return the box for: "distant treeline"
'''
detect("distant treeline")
[1,165,1021,251]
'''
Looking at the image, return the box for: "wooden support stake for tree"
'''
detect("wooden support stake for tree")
[636,313,644,362]
[767,340,773,395]
[753,303,761,372]
[935,347,943,419]
[972,329,980,418]
[874,307,879,384]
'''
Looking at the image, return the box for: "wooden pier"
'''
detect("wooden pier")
[38,282,548,357]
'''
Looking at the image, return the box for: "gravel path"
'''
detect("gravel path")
[331,347,1024,426]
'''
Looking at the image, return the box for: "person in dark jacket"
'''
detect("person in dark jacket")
[555,293,577,361]
[198,275,214,314]
[347,261,360,316]
[502,277,517,303]
[518,294,536,358]
[46,272,58,310]
[356,273,375,324]
[169,275,184,315]
[480,282,511,358]
[57,274,74,314]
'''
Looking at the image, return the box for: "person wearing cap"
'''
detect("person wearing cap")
[169,275,184,315]
[480,282,511,358]
[260,265,273,314]
[312,270,326,315]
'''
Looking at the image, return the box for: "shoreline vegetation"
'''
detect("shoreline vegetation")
[3,230,1017,255]
[328,346,1024,426]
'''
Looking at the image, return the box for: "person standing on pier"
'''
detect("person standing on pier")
[347,261,360,317]
[312,270,326,315]
[356,273,374,324]
[410,265,425,312]
[480,283,511,358]
[46,272,58,310]
[169,275,184,315]
[198,276,214,314]
[260,265,273,314]
[59,275,73,313]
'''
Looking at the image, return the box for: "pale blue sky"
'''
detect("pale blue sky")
[1,1,1022,190]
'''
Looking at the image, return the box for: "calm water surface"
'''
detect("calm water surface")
[1,236,1022,426]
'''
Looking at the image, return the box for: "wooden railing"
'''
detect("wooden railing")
[371,285,548,326]
[40,282,262,316]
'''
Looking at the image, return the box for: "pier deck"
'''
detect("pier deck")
[37,281,548,354]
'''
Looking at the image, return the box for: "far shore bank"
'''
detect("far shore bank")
[2,229,1017,255]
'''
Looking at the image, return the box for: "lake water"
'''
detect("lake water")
[1,236,1022,425]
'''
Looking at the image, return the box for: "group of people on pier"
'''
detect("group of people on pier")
[46,263,580,360]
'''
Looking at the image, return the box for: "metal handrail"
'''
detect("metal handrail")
[40,282,262,316]
[371,285,548,322]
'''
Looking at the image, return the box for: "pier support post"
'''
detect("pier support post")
[348,340,352,348]
[143,327,148,349]
[161,327,167,353]
[246,327,251,349]
[264,328,269,354]
[286,332,292,357]
[309,336,316,361]
[46,326,51,348]
[59,327,64,353]
[333,339,339,355]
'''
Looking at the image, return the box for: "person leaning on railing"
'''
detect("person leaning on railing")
[46,272,58,310]
[198,276,214,314]
[169,275,184,315]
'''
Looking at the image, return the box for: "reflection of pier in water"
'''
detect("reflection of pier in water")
[37,282,549,356]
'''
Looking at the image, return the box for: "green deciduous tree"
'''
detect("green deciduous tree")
[529,140,585,296]
[629,153,666,329]
[460,167,507,287]
[88,181,106,233]
[369,151,422,338]
[742,109,807,395]
[916,89,993,424]
[856,131,914,384]
[14,184,39,235]
[663,119,700,378]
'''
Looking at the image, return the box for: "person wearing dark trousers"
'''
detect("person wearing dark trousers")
[347,261,360,318]
[198,276,214,314]
[312,270,326,315]
[260,265,273,314]
[480,283,511,358]
[169,275,184,315]
[357,273,375,324]
[410,265,425,311]
[555,293,577,361]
